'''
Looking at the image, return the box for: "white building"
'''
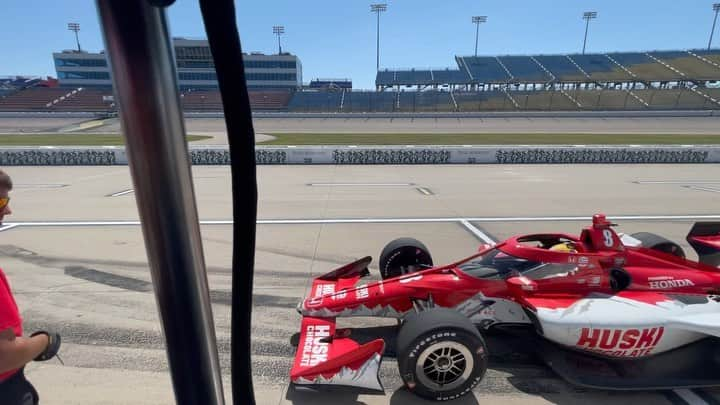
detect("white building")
[53,38,302,90]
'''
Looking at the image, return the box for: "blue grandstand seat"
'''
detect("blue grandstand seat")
[533,55,585,81]
[569,54,630,81]
[651,50,691,59]
[497,56,551,82]
[608,52,681,80]
[691,49,720,59]
[689,49,720,66]
[459,57,510,83]
[287,91,342,112]
[649,50,720,79]
[454,91,514,111]
[607,52,653,66]
[396,91,453,112]
[394,70,433,86]
[342,91,396,112]
[431,69,470,84]
[376,70,395,86]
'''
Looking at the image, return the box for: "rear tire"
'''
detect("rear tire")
[378,237,433,280]
[631,232,686,258]
[397,308,487,401]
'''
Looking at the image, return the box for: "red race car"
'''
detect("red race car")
[290,214,720,401]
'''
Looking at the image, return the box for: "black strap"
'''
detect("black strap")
[197,1,258,405]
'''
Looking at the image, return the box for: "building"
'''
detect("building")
[53,38,302,90]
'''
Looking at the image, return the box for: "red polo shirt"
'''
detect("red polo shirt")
[0,267,22,382]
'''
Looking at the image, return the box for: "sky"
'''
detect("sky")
[1,0,719,89]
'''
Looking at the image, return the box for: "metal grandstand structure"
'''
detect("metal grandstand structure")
[363,49,720,112]
[4,49,720,113]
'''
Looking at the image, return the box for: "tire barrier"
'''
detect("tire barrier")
[0,150,117,166]
[188,149,287,165]
[332,149,451,165]
[0,146,716,166]
[494,149,709,164]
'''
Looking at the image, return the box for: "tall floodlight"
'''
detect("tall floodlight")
[472,16,487,57]
[67,22,82,52]
[273,26,285,54]
[582,11,597,54]
[371,3,387,71]
[709,4,720,50]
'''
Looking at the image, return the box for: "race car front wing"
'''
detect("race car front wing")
[290,316,385,391]
[290,256,385,391]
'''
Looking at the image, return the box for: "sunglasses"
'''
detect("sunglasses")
[0,197,10,210]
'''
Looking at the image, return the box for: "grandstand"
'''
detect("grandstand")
[377,49,720,90]
[3,48,720,113]
[282,48,720,113]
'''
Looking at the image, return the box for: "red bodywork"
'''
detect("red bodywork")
[290,214,720,390]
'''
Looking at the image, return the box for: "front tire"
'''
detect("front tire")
[397,308,487,401]
[378,237,433,280]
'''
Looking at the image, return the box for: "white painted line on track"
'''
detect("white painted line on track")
[6,214,719,228]
[416,187,433,196]
[15,184,68,189]
[107,189,134,197]
[307,183,415,187]
[634,180,720,184]
[459,220,496,245]
[684,185,720,193]
[674,389,710,405]
[0,224,18,232]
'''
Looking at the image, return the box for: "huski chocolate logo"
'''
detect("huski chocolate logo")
[300,325,331,367]
[576,327,664,357]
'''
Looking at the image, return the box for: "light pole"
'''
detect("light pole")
[371,3,387,72]
[472,16,487,57]
[582,11,597,54]
[709,4,720,50]
[67,22,82,52]
[273,25,285,54]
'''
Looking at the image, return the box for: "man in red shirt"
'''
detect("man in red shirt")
[0,170,61,404]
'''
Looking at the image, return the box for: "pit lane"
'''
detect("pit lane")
[4,164,720,404]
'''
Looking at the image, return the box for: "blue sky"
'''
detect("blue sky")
[1,0,719,89]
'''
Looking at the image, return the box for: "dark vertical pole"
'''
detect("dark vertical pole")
[474,22,479,57]
[623,90,630,109]
[582,17,590,54]
[675,86,684,109]
[278,33,282,54]
[376,10,381,71]
[95,1,225,405]
[710,8,719,51]
[75,31,82,52]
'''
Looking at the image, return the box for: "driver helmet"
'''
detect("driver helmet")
[549,242,577,253]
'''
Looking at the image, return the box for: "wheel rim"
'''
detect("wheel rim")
[415,341,474,392]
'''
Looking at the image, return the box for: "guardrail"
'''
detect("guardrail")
[0,145,716,165]
[2,109,720,119]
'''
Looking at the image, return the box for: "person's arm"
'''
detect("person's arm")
[0,327,49,374]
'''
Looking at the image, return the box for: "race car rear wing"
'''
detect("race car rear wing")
[687,222,720,267]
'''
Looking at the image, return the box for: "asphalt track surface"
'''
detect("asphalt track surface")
[3,164,720,405]
[3,116,720,144]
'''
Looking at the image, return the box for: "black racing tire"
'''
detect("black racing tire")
[378,237,433,280]
[630,232,686,258]
[397,308,487,401]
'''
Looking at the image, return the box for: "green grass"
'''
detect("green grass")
[0,134,212,146]
[261,133,720,146]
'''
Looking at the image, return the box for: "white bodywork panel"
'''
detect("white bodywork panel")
[535,293,720,357]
